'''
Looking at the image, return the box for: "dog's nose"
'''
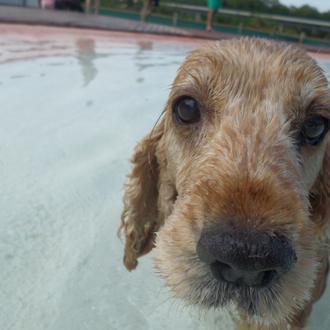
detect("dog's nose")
[197,229,296,287]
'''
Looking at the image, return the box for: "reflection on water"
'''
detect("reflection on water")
[135,40,153,83]
[10,74,28,79]
[134,39,182,73]
[75,39,98,87]
[85,100,94,107]
[48,62,66,66]
[137,40,153,52]
[134,39,183,85]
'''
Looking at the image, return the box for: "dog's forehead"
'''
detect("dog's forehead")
[172,39,327,117]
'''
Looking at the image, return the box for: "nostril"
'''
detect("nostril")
[239,269,278,287]
[210,261,233,282]
[260,270,278,287]
[210,261,279,287]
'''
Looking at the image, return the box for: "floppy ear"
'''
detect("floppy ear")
[310,143,330,232]
[119,122,164,271]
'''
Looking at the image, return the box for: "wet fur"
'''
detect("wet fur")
[119,38,330,329]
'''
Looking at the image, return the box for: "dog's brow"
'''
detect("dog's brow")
[176,63,210,91]
[307,95,330,119]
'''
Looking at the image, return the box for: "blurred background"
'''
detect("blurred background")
[0,1,329,330]
[0,0,330,47]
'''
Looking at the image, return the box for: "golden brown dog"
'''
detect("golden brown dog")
[119,38,330,329]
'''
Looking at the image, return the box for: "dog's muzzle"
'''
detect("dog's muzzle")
[197,228,297,288]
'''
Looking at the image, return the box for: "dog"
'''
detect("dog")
[119,38,330,329]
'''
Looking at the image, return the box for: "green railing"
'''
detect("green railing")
[98,7,330,49]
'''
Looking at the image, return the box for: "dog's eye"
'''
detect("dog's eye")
[173,97,200,124]
[301,116,328,145]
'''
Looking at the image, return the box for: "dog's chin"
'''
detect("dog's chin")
[173,270,308,327]
[193,276,278,317]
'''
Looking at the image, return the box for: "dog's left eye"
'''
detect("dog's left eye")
[301,116,328,145]
[173,97,201,124]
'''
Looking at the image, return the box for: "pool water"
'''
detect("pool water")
[0,24,329,330]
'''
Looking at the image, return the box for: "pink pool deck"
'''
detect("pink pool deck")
[1,24,330,62]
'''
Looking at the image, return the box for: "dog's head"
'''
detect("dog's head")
[119,38,330,326]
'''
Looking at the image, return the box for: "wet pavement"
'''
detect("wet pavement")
[0,24,329,330]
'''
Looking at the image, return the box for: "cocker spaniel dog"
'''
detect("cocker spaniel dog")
[119,38,330,329]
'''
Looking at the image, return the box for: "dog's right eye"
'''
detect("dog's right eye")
[173,97,201,124]
[300,116,328,146]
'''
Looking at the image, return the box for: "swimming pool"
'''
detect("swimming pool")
[0,24,329,330]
